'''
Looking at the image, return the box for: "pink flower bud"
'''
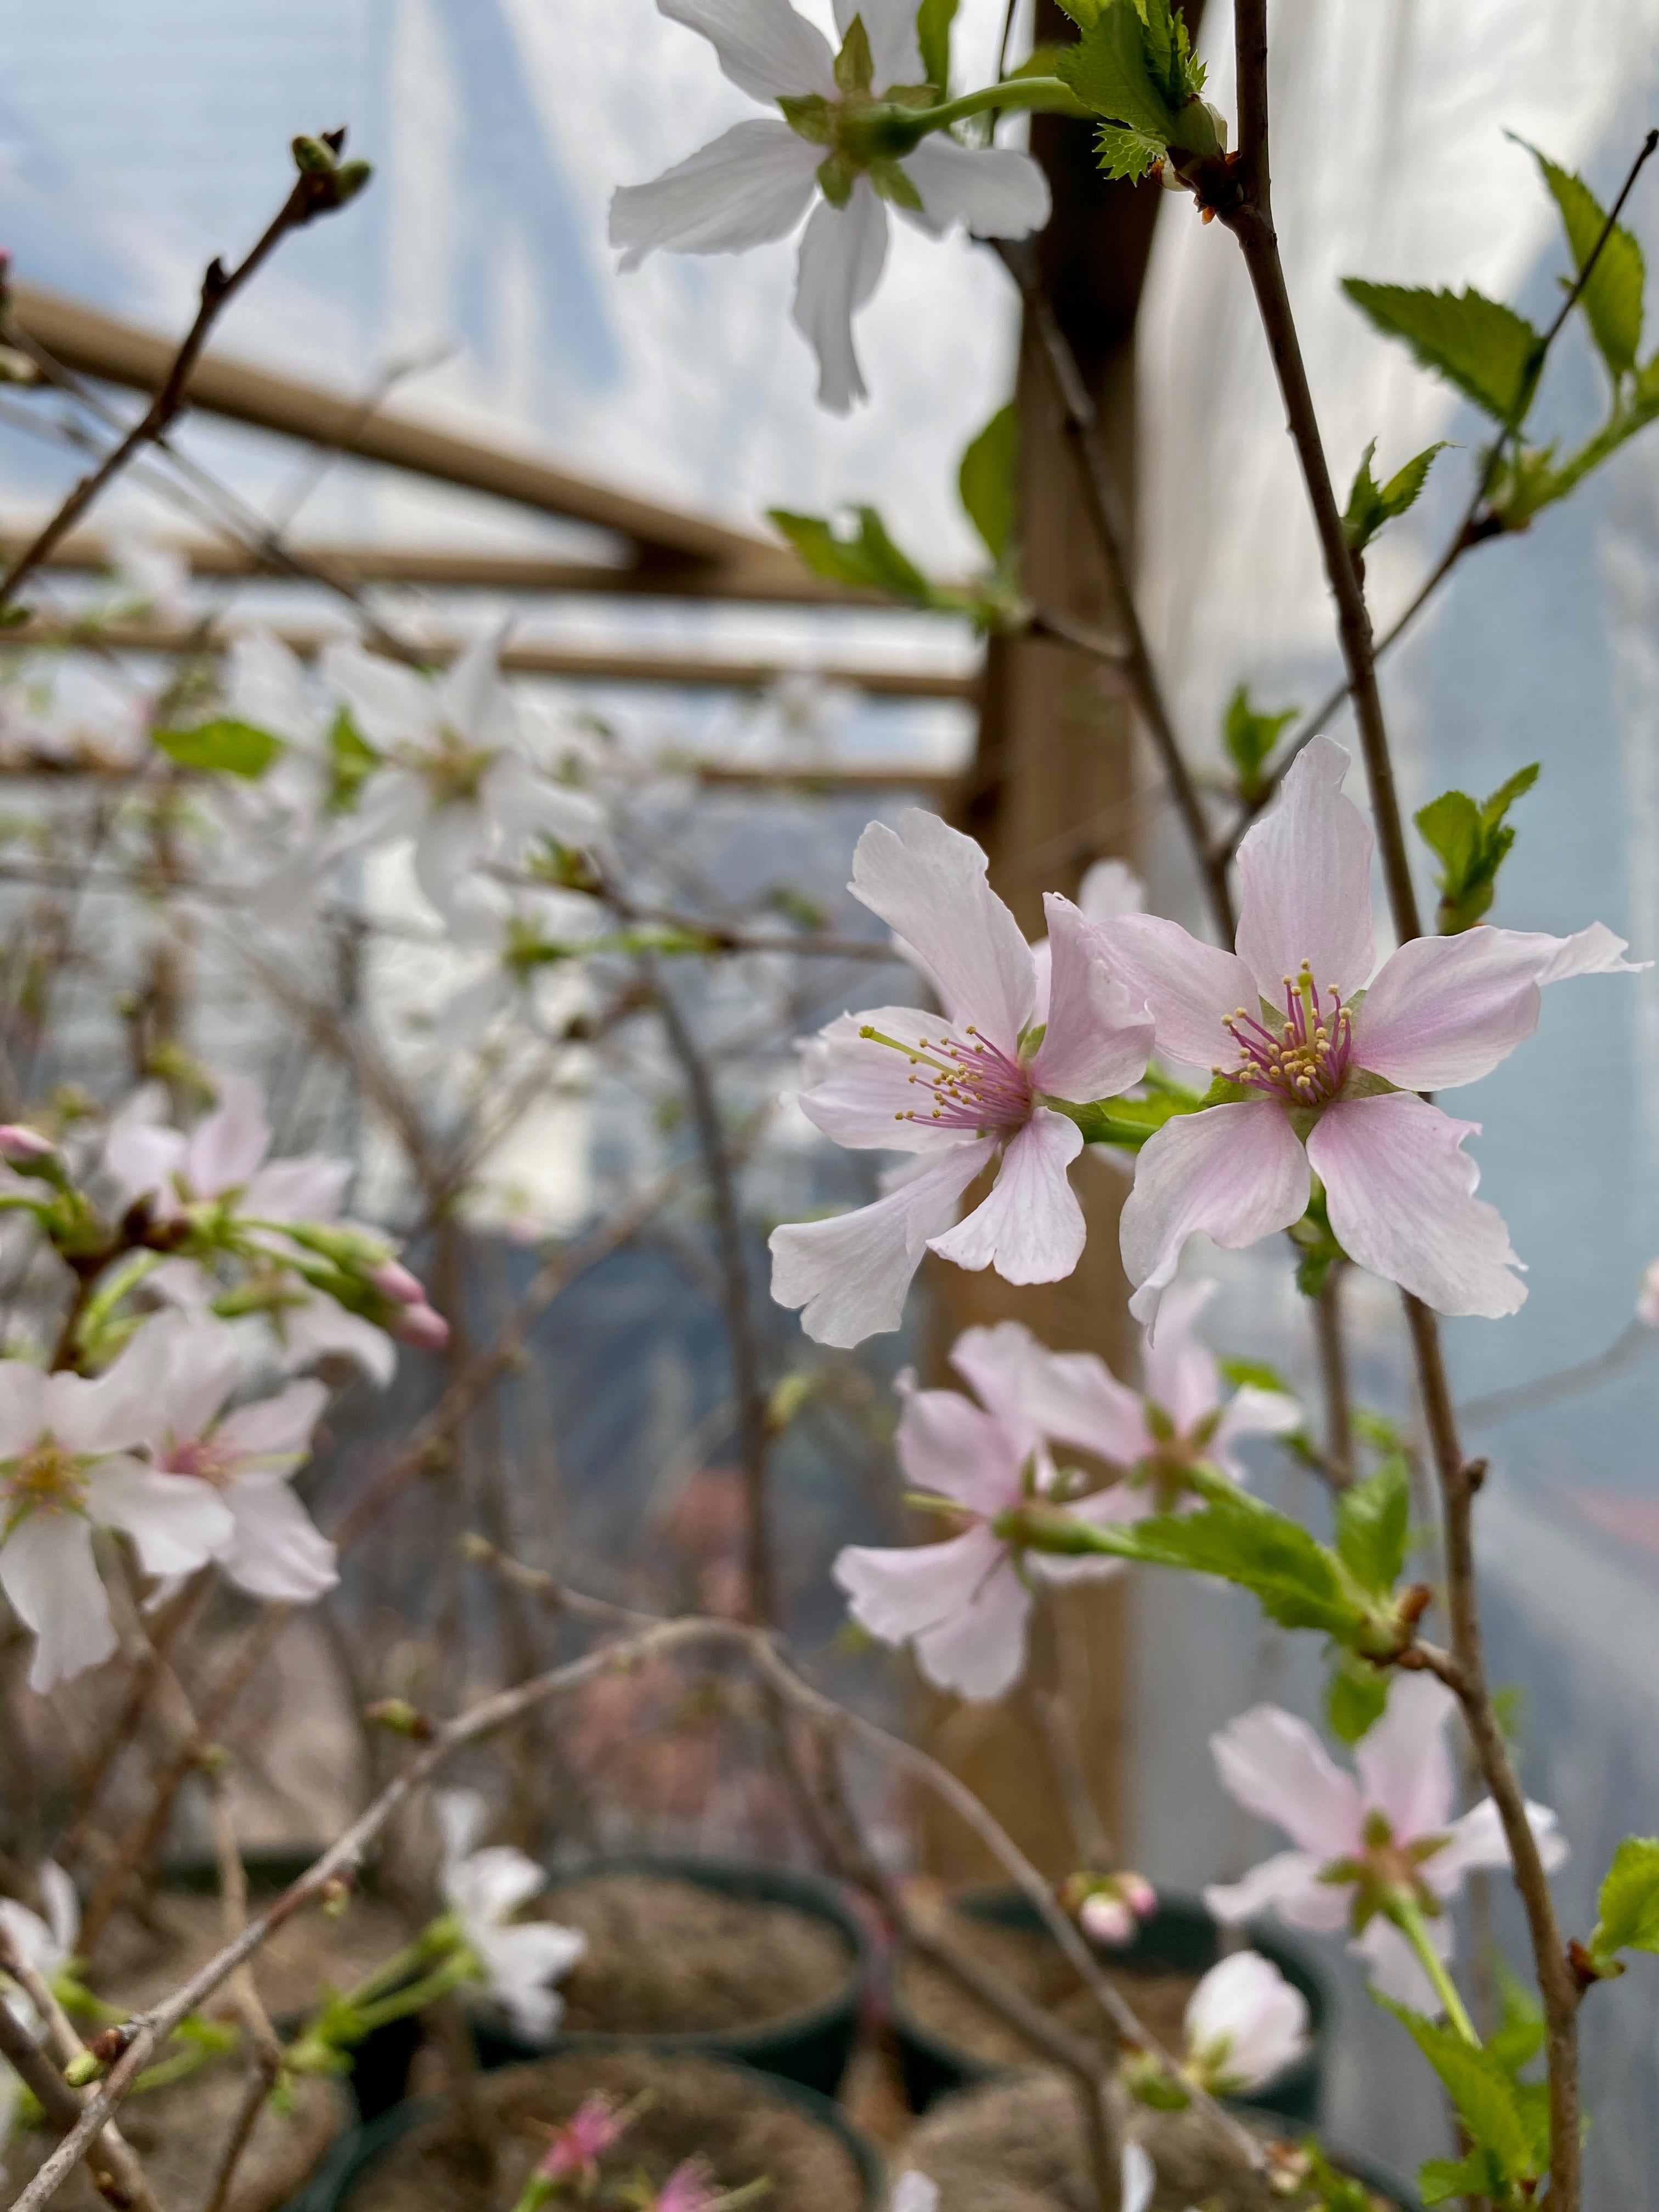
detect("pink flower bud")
[1120,1871,1157,1920]
[1080,1894,1136,1948]
[537,2095,628,2183]
[368,1258,427,1307]
[392,1301,450,1351]
[0,1124,54,1166]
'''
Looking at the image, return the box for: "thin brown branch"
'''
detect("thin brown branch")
[1402,1296,1580,2204]
[1312,1265,1354,1491]
[993,240,1234,941]
[0,149,364,610]
[0,1983,164,2212]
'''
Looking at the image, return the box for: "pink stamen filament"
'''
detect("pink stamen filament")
[1222,962,1353,1108]
[860,1022,1034,1134]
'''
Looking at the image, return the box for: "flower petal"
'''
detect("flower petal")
[1210,1703,1363,1857]
[1085,912,1256,1073]
[1121,1103,1310,1330]
[1235,735,1375,1003]
[1204,1849,1350,1932]
[1426,1797,1567,1895]
[217,1379,328,1462]
[916,1548,1032,1700]
[929,1108,1085,1283]
[791,178,889,413]
[0,1362,48,1459]
[1495,920,1649,984]
[1353,1915,1448,2011]
[1138,1278,1221,1432]
[219,1477,338,1602]
[1351,1672,1456,1842]
[47,1361,152,1457]
[668,0,836,100]
[187,1075,270,1196]
[834,1523,1012,1675]
[834,0,921,85]
[1028,894,1154,1103]
[895,1372,1024,1514]
[84,1458,234,1576]
[945,1321,1040,1448]
[0,1515,116,1692]
[1014,1344,1153,1468]
[242,1155,353,1222]
[1353,932,1542,1091]
[226,630,321,750]
[850,811,1035,1052]
[276,1294,397,1386]
[1307,1094,1525,1318]
[142,1314,242,1447]
[899,140,1051,239]
[610,120,822,271]
[322,641,437,754]
[1184,1951,1311,2092]
[1210,1384,1302,1481]
[768,1137,997,1345]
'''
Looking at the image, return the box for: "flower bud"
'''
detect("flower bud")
[0,1123,53,1164]
[369,1259,427,1307]
[1080,1893,1135,1946]
[392,1301,450,1351]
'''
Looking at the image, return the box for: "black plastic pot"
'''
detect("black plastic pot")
[470,1854,869,2098]
[891,1885,1330,2124]
[160,1850,419,2121]
[280,2063,883,2212]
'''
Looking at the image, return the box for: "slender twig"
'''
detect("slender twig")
[649,964,775,1623]
[992,240,1235,941]
[1224,15,1581,2201]
[1214,124,1659,865]
[0,1984,165,2212]
[199,1778,284,2212]
[0,150,364,610]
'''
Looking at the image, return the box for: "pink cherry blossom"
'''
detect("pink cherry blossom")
[0,1356,233,1692]
[1181,1950,1311,2094]
[1203,1679,1566,2011]
[104,1075,352,1229]
[770,812,1154,1347]
[535,2094,629,2185]
[1087,736,1644,1326]
[654,2162,720,2212]
[133,1316,337,1603]
[833,1320,1147,1701]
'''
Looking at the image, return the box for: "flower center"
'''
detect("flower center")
[412,727,492,807]
[159,1432,238,1488]
[1224,962,1353,1109]
[4,1433,88,1521]
[1321,1809,1451,1928]
[862,1023,1035,1135]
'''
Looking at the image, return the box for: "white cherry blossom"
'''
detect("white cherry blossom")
[610,0,1050,412]
[1181,1950,1311,2095]
[437,1791,588,2042]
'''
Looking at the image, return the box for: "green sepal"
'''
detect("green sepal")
[153,717,281,778]
[778,93,835,145]
[1341,280,1544,425]
[326,704,380,814]
[1341,437,1448,554]
[867,156,925,212]
[834,14,875,94]
[1049,1087,1200,1149]
[816,153,856,209]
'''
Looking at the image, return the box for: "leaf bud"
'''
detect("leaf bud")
[365,1697,434,1740]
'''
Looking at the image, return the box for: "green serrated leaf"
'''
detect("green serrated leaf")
[1057,3,1178,140]
[1221,683,1297,800]
[1417,2152,1492,2207]
[1342,280,1543,425]
[1327,1652,1390,1745]
[1481,760,1541,827]
[770,509,881,590]
[152,717,280,778]
[1053,0,1102,23]
[1488,1957,1545,2075]
[1341,436,1448,553]
[916,0,958,91]
[1092,122,1167,180]
[1415,763,1540,932]
[1590,1836,1659,1961]
[1335,1456,1411,1594]
[852,506,936,604]
[1378,1997,1544,2186]
[1513,136,1645,380]
[834,14,874,94]
[958,403,1019,564]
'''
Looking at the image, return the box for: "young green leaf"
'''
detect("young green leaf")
[1414,762,1540,931]
[1417,2151,1495,2207]
[1342,280,1543,424]
[1326,1652,1390,1745]
[849,505,935,603]
[1378,1997,1547,2194]
[1221,683,1297,802]
[916,0,958,91]
[1335,1456,1412,1594]
[1217,1355,1292,1395]
[152,718,281,779]
[1341,437,1448,554]
[770,509,884,590]
[1488,1958,1545,2075]
[1056,1,1181,145]
[326,706,379,814]
[1588,1835,1659,1964]
[1511,135,1645,380]
[958,403,1020,566]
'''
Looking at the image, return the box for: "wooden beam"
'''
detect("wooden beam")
[8,616,980,702]
[8,282,798,576]
[0,527,918,610]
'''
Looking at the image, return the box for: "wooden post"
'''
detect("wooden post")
[917,6,1201,1883]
